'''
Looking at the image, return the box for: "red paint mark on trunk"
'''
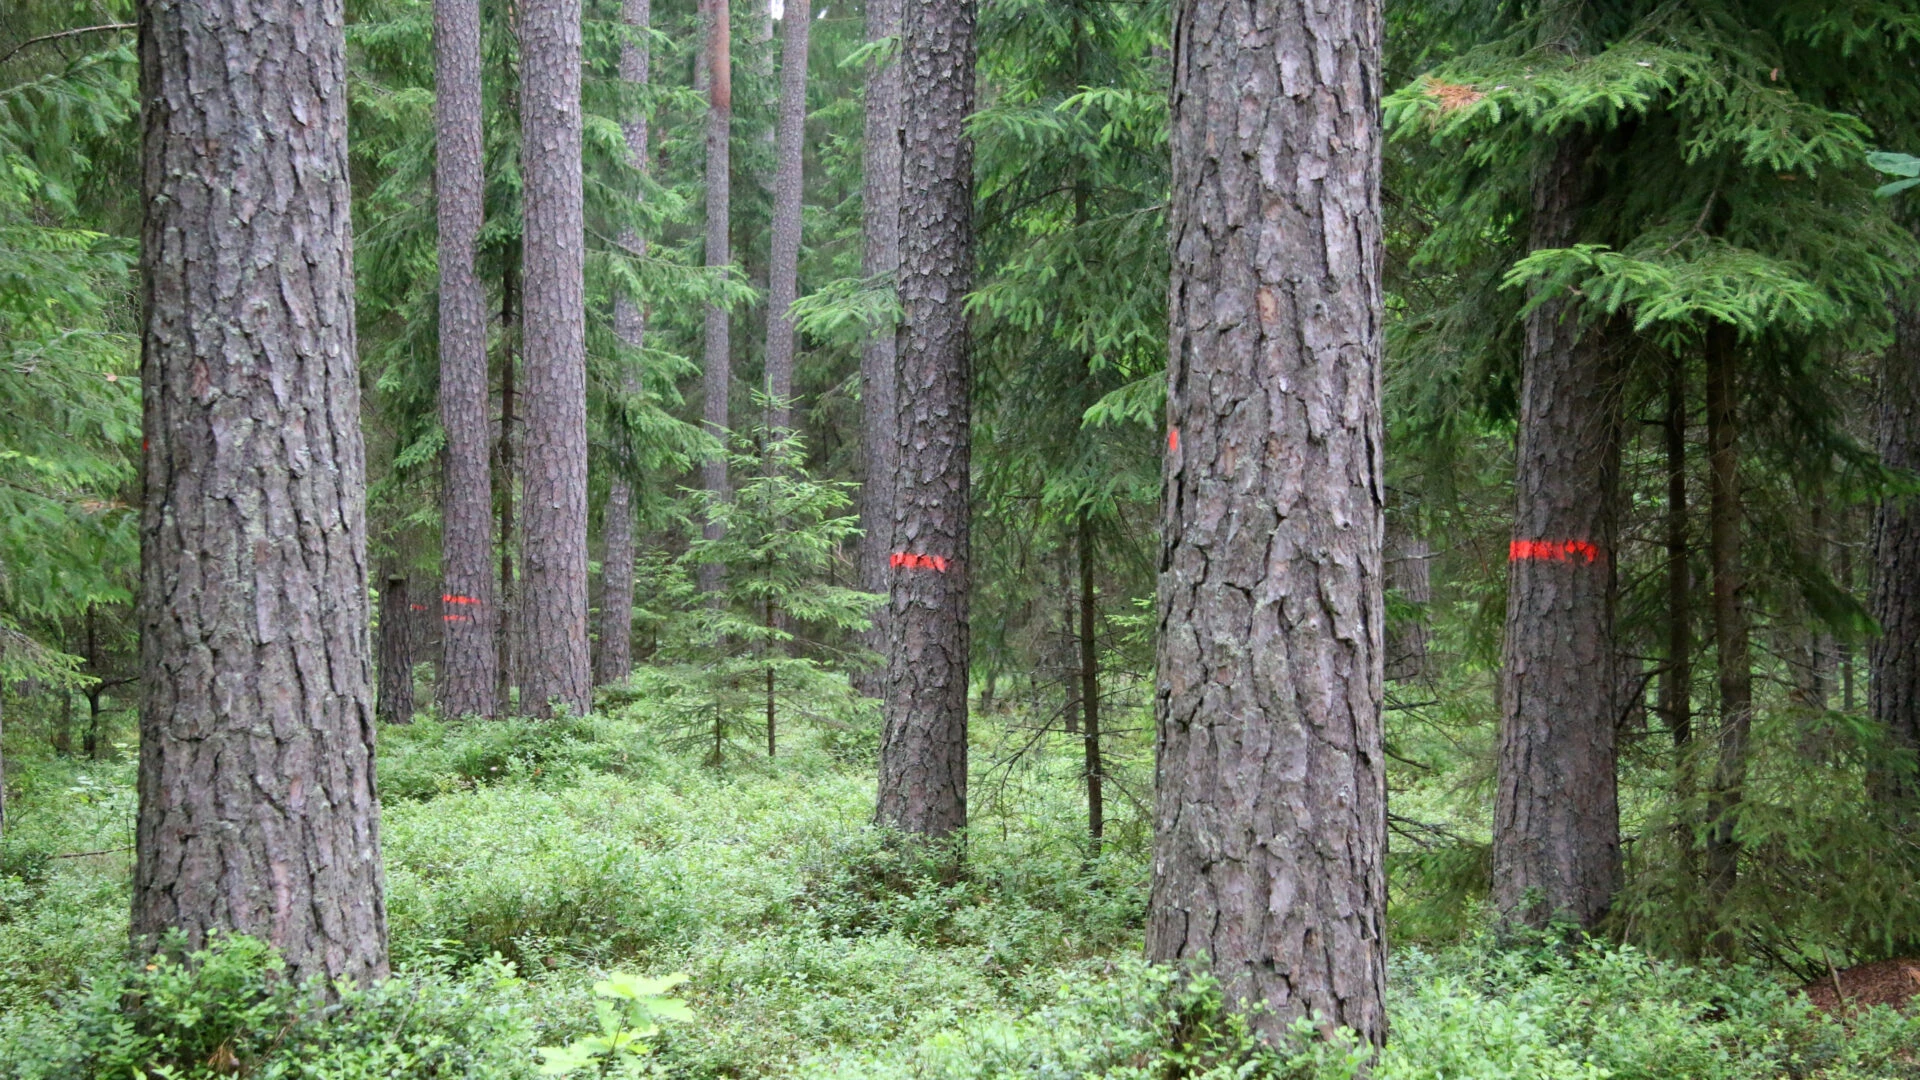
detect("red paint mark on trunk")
[1168,428,1179,453]
[443,613,472,622]
[409,604,428,611]
[442,594,482,605]
[1510,539,1601,564]
[891,552,949,572]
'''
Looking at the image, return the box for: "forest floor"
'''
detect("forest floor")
[1,701,1917,1078]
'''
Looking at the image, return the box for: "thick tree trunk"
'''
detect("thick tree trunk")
[596,0,652,688]
[1703,322,1752,954]
[378,574,415,723]
[1078,513,1102,853]
[1871,296,1920,811]
[856,0,901,688]
[436,0,498,718]
[517,0,591,717]
[874,0,974,842]
[1662,354,1692,751]
[1385,522,1431,682]
[699,0,733,596]
[497,265,519,707]
[1148,0,1387,1047]
[1491,136,1623,933]
[134,0,387,985]
[763,0,808,436]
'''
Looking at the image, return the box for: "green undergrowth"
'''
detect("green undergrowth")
[1,700,1916,1078]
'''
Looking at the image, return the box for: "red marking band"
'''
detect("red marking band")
[1168,428,1179,453]
[1510,539,1601,564]
[442,594,481,605]
[443,613,471,622]
[409,604,428,611]
[890,552,949,572]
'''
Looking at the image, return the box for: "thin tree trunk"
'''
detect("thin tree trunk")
[1385,522,1432,682]
[766,594,777,756]
[378,574,416,724]
[517,0,592,717]
[699,0,733,596]
[763,0,808,436]
[0,646,7,842]
[134,0,387,985]
[1492,135,1623,933]
[1870,295,1920,810]
[874,0,974,842]
[856,0,901,690]
[497,265,519,708]
[1704,321,1753,955]
[1078,513,1101,853]
[596,0,652,687]
[1062,546,1081,735]
[1148,0,1387,1047]
[437,0,499,718]
[1662,354,1692,751]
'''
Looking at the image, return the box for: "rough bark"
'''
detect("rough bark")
[699,0,733,596]
[134,0,387,985]
[497,265,519,707]
[1147,0,1387,1047]
[1871,296,1920,810]
[596,0,652,687]
[377,574,415,723]
[436,0,498,718]
[1703,321,1752,955]
[874,0,973,841]
[763,0,808,436]
[517,0,592,717]
[1385,522,1431,682]
[1491,136,1623,933]
[856,0,901,686]
[1079,513,1102,852]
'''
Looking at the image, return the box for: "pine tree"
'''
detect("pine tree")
[133,0,387,986]
[517,0,592,717]
[699,0,734,596]
[874,0,976,842]
[1869,293,1918,810]
[597,0,653,687]
[436,0,499,718]
[377,573,415,723]
[1146,0,1387,1046]
[855,0,901,691]
[762,0,808,437]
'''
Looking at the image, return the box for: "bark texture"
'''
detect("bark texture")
[377,575,415,723]
[874,0,974,841]
[1871,297,1920,809]
[1384,523,1431,682]
[1492,136,1623,933]
[763,0,808,436]
[1703,322,1752,953]
[596,0,652,687]
[1148,0,1387,1047]
[1662,354,1691,751]
[699,0,733,596]
[856,0,901,689]
[435,0,497,718]
[496,266,518,705]
[134,0,387,985]
[517,0,592,717]
[1079,514,1102,851]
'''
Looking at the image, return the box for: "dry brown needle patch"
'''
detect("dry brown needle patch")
[1424,78,1486,115]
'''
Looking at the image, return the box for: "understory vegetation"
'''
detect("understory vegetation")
[2,698,1915,1078]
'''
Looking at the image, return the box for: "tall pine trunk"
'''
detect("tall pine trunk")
[134,0,387,985]
[1703,322,1753,954]
[597,0,652,687]
[1491,136,1623,932]
[1385,522,1432,682]
[1147,0,1387,1047]
[763,0,808,436]
[1662,354,1692,752]
[874,0,974,841]
[856,0,901,685]
[699,0,733,596]
[497,264,519,706]
[518,0,591,717]
[378,574,415,723]
[1871,296,1920,811]
[436,0,498,718]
